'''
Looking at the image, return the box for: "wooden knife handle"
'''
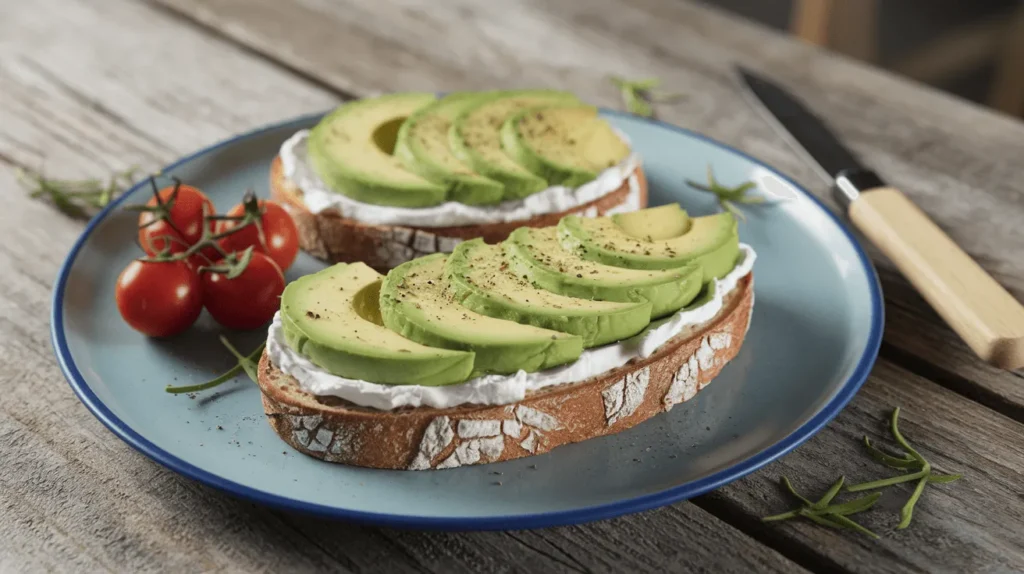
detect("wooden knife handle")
[849,186,1024,370]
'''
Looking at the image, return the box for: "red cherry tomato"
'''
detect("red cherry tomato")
[219,200,299,271]
[201,252,285,330]
[138,183,215,256]
[115,260,203,338]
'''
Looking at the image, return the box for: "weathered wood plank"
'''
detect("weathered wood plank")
[149,0,1024,413]
[697,359,1024,574]
[0,0,807,572]
[277,502,806,574]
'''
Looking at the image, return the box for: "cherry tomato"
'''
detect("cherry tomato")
[138,183,215,256]
[201,251,285,330]
[115,260,203,338]
[219,200,299,271]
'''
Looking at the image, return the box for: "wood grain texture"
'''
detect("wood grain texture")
[3,0,1024,572]
[0,0,804,572]
[850,186,1024,369]
[149,0,1024,413]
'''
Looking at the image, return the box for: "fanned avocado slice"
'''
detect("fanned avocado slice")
[449,90,580,201]
[280,262,474,386]
[393,93,505,205]
[558,209,740,280]
[501,105,630,187]
[504,227,703,319]
[612,203,691,241]
[307,93,447,207]
[444,239,651,348]
[380,254,583,375]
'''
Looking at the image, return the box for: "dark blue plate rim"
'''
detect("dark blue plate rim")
[50,108,883,531]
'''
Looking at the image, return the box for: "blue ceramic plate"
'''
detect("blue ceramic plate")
[52,110,882,530]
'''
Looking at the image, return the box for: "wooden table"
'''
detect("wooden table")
[2,0,1023,571]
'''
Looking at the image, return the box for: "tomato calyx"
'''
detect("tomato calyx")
[131,191,262,276]
[197,246,255,280]
[208,190,268,250]
[125,176,188,239]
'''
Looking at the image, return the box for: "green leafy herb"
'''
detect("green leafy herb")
[19,166,139,219]
[686,165,764,222]
[165,336,265,394]
[762,476,881,539]
[846,407,962,529]
[609,76,684,118]
[761,407,964,539]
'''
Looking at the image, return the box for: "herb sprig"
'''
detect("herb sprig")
[165,336,265,394]
[609,76,683,118]
[19,166,139,219]
[762,476,881,539]
[686,165,764,222]
[846,407,962,529]
[762,408,963,538]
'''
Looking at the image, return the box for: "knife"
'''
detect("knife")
[737,66,1024,370]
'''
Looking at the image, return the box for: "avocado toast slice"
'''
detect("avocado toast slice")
[258,271,752,470]
[257,205,755,470]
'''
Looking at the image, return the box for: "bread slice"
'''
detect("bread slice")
[257,274,753,470]
[269,156,648,271]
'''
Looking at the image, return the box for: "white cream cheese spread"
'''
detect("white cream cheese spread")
[266,244,756,411]
[279,129,641,227]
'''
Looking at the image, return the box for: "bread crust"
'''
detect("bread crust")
[257,274,753,470]
[269,156,648,271]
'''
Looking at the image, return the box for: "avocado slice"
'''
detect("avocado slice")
[501,105,631,187]
[380,253,583,375]
[449,90,580,201]
[393,93,506,205]
[444,239,652,348]
[558,210,740,280]
[612,203,691,241]
[504,227,703,319]
[280,262,474,386]
[307,93,448,207]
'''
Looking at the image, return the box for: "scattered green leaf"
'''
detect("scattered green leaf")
[846,407,962,530]
[762,476,880,539]
[19,166,139,219]
[762,407,963,538]
[685,165,764,222]
[609,76,684,118]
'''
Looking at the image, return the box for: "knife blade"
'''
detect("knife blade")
[735,65,1024,370]
[736,66,885,210]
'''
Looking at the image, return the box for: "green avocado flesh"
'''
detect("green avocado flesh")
[558,210,740,280]
[307,93,447,208]
[393,93,505,205]
[278,154,745,386]
[280,262,474,386]
[501,105,631,187]
[305,90,634,208]
[612,203,690,241]
[504,227,703,319]
[380,254,583,375]
[444,239,652,347]
[449,90,580,201]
